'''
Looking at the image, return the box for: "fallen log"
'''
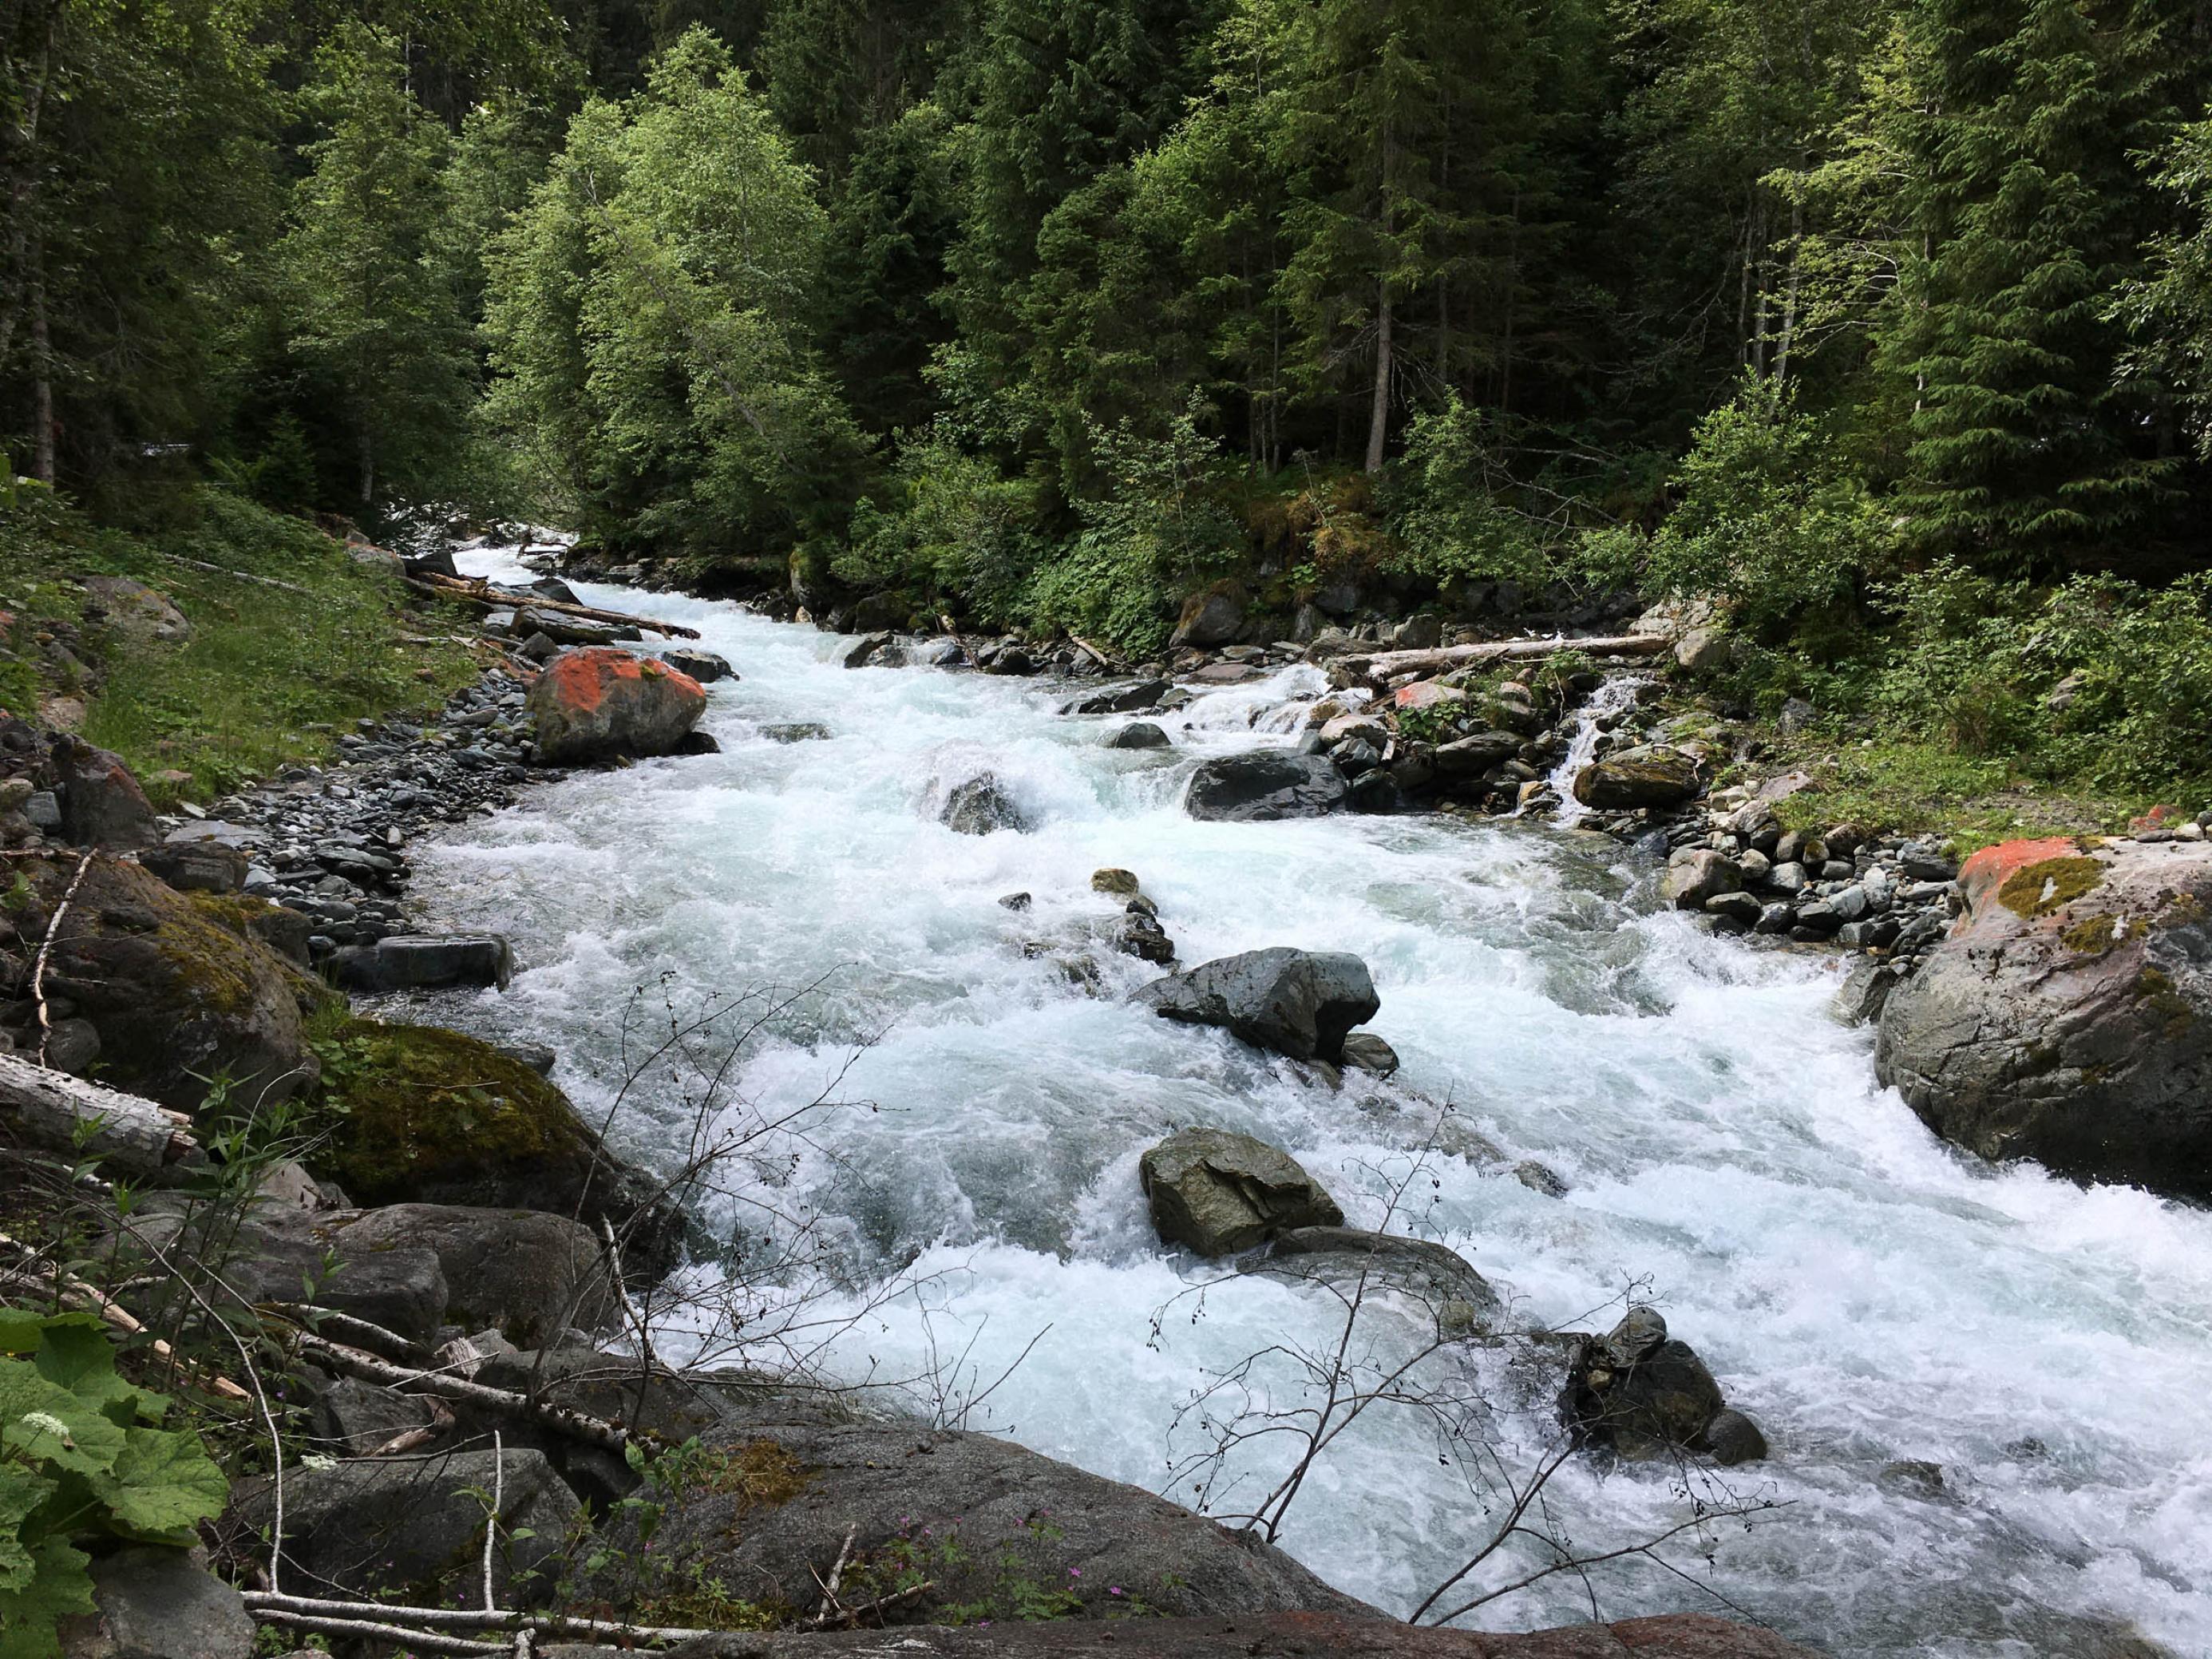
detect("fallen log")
[1332,632,1672,689]
[288,1329,635,1454]
[404,573,702,641]
[0,1051,200,1173]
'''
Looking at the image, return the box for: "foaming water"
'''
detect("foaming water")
[401,546,2212,1653]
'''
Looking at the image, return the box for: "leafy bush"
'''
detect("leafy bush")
[1027,395,1240,655]
[0,1313,229,1657]
[838,429,1043,624]
[1382,397,1556,587]
[1638,371,1889,634]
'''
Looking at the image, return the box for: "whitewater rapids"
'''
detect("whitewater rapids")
[397,546,2212,1656]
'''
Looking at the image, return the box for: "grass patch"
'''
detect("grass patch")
[0,482,481,802]
[1739,736,2148,849]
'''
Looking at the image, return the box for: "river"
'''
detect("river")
[398,545,2212,1656]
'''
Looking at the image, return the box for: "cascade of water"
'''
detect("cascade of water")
[1543,675,1652,826]
[399,546,2212,1656]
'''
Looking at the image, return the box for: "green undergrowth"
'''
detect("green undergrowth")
[0,482,481,803]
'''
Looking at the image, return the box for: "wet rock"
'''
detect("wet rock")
[63,1546,252,1659]
[1185,751,1347,822]
[1830,960,1896,1027]
[1131,945,1379,1062]
[663,647,734,682]
[1704,890,1764,927]
[327,933,512,992]
[1514,1160,1569,1197]
[525,647,706,765]
[227,1448,580,1606]
[1065,679,1171,715]
[1558,1306,1740,1461]
[1339,1031,1399,1076]
[1118,908,1177,964]
[1247,1225,1497,1324]
[942,773,1035,835]
[1876,836,2212,1200]
[1346,769,1404,814]
[996,891,1032,911]
[1092,867,1142,895]
[1572,746,1700,810]
[1434,731,1522,777]
[1879,1459,1949,1499]
[1106,720,1172,750]
[1139,1126,1343,1255]
[761,722,830,743]
[837,630,893,668]
[1700,1407,1770,1466]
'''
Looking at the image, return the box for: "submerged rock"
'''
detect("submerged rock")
[1876,836,2212,1200]
[1141,1126,1343,1256]
[1246,1225,1498,1325]
[1065,679,1171,715]
[760,721,830,743]
[1184,751,1347,822]
[1557,1305,1761,1464]
[1106,720,1173,750]
[1132,945,1380,1062]
[663,647,734,682]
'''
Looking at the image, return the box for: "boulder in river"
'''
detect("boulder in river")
[1875,835,2212,1200]
[663,647,734,682]
[1106,720,1173,750]
[942,772,1035,834]
[1132,945,1379,1061]
[1246,1225,1498,1328]
[1558,1305,1762,1464]
[1572,745,1701,810]
[326,933,512,992]
[1065,679,1170,715]
[1139,1126,1343,1256]
[1662,848,1741,909]
[525,647,706,765]
[1185,751,1347,822]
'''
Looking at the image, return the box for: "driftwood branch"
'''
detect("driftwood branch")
[0,1051,200,1173]
[0,1232,251,1401]
[242,1591,770,1646]
[405,572,702,641]
[289,1330,633,1453]
[1334,632,1672,689]
[156,552,321,597]
[31,850,90,1065]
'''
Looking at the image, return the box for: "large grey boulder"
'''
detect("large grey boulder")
[228,1447,581,1606]
[585,1407,1372,1624]
[1138,1127,1343,1256]
[1131,946,1379,1061]
[1557,1307,1760,1464]
[1184,752,1346,822]
[1876,836,2212,1200]
[1063,679,1170,715]
[1170,587,1245,647]
[51,735,157,848]
[62,1547,252,1659]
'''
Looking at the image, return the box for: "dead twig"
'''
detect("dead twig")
[31,849,90,1065]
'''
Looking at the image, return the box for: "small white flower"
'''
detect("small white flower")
[19,1410,73,1448]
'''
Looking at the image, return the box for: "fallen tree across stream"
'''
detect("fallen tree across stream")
[1332,632,1672,690]
[405,572,703,640]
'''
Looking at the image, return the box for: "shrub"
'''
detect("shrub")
[0,1313,229,1657]
[1382,397,1556,588]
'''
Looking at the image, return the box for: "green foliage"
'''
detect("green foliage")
[483,28,869,560]
[1026,395,1241,655]
[1383,398,1558,587]
[0,1314,227,1659]
[840,429,1043,624]
[1637,371,1888,632]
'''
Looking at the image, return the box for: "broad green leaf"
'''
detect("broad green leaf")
[0,1363,127,1478]
[0,1536,96,1659]
[0,1467,59,1592]
[0,1312,44,1356]
[86,1427,228,1542]
[28,1319,154,1429]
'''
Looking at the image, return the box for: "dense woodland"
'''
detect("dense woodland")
[10,0,2212,798]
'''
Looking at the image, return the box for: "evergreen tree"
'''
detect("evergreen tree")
[279,22,476,517]
[1880,0,2193,571]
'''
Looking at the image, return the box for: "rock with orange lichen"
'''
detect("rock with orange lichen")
[524,645,707,765]
[1875,834,2212,1198]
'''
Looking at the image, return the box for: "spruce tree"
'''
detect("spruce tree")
[1882,0,2190,572]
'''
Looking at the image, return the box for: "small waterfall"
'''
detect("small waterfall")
[1543,675,1650,826]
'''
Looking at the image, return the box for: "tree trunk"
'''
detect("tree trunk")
[1366,280,1393,473]
[1774,192,1805,384]
[30,228,53,484]
[0,1052,200,1174]
[358,427,374,507]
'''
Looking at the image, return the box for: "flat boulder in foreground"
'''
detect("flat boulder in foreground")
[1875,836,2212,1200]
[1140,1126,1343,1255]
[525,646,706,765]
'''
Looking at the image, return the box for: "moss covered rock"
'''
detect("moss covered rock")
[6,853,322,1109]
[1876,836,2212,1200]
[310,1015,683,1280]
